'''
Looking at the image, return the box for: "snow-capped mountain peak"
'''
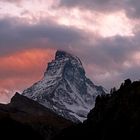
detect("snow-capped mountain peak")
[22,50,106,122]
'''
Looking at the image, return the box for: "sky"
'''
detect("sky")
[0,0,140,103]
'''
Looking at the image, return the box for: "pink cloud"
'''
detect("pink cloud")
[0,48,55,103]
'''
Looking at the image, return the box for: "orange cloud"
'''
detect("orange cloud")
[0,48,56,103]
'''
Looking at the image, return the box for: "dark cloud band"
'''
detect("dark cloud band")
[0,17,85,55]
[60,0,140,18]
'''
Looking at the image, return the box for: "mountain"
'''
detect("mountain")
[22,50,106,122]
[54,79,140,140]
[0,93,72,140]
[1,79,140,140]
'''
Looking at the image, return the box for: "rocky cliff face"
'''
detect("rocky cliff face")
[23,50,106,122]
[54,80,140,140]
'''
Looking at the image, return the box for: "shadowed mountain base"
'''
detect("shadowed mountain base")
[1,79,140,140]
[0,118,43,140]
[0,93,73,140]
[54,79,140,140]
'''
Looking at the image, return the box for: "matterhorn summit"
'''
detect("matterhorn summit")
[23,50,106,122]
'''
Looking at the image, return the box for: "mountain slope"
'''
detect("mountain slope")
[0,118,43,140]
[23,50,106,122]
[0,93,72,140]
[54,79,140,140]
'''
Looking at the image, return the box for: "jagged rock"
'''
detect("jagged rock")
[54,80,140,140]
[23,50,106,122]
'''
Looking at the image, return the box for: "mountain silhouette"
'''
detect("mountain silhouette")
[0,93,72,140]
[54,79,140,140]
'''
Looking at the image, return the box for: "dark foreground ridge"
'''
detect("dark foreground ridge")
[1,79,140,140]
[0,93,73,140]
[53,79,140,140]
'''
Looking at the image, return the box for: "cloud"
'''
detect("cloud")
[60,0,122,12]
[125,0,140,18]
[0,17,88,103]
[1,0,140,19]
[0,16,140,90]
[0,2,140,102]
[0,48,55,79]
[67,33,140,88]
[0,48,55,103]
[0,0,21,1]
[60,0,140,19]
[60,0,121,11]
[0,17,86,56]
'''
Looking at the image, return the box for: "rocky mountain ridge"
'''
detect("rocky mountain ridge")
[54,79,140,140]
[23,50,106,122]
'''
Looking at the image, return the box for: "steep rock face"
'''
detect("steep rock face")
[54,80,140,140]
[23,50,106,122]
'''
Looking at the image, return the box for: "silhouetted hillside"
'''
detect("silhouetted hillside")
[54,79,140,140]
[0,117,43,140]
[1,79,140,140]
[0,93,73,140]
